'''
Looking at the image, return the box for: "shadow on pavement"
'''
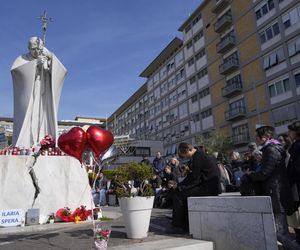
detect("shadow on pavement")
[64,228,93,239]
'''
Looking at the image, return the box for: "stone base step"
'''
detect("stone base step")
[109,238,214,250]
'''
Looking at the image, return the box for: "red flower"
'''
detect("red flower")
[55,206,92,223]
[40,135,55,150]
[100,230,110,237]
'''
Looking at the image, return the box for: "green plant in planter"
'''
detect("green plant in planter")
[114,162,154,197]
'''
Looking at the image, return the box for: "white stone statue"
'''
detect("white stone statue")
[11,37,67,148]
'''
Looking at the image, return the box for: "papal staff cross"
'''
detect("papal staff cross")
[37,10,53,45]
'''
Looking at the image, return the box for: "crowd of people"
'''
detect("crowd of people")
[90,120,300,249]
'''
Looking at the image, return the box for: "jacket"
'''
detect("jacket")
[249,142,294,215]
[152,157,166,174]
[179,150,220,195]
[287,139,300,187]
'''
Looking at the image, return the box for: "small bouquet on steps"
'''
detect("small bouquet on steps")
[94,223,111,250]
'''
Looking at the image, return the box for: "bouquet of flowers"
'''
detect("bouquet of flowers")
[94,224,111,250]
[40,135,55,151]
[55,207,73,222]
[72,205,92,223]
[55,206,92,223]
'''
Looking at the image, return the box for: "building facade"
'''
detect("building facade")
[108,0,300,155]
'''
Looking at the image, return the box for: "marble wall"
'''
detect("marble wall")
[188,196,277,250]
[0,156,91,224]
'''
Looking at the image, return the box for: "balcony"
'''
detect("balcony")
[217,35,236,54]
[212,0,230,14]
[232,133,250,146]
[214,14,232,33]
[225,106,246,121]
[222,81,243,98]
[219,57,239,75]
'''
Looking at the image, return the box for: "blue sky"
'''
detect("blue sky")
[0,0,202,120]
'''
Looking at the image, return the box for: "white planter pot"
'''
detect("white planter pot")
[119,196,154,239]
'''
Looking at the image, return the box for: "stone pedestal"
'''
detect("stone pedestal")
[188,196,277,250]
[0,156,91,223]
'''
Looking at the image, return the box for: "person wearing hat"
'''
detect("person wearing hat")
[287,120,300,243]
[246,125,298,249]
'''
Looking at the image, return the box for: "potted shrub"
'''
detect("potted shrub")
[114,162,154,239]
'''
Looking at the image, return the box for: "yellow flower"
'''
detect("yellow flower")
[74,215,81,223]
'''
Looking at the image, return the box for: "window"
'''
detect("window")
[166,61,175,71]
[282,6,300,29]
[193,30,203,42]
[199,87,210,98]
[268,78,290,97]
[295,72,300,87]
[190,76,196,85]
[195,49,206,61]
[178,87,186,98]
[191,95,198,103]
[197,67,208,79]
[179,102,188,117]
[168,77,176,89]
[192,15,201,26]
[186,41,193,49]
[201,109,212,119]
[175,51,184,64]
[135,147,150,156]
[232,124,249,137]
[226,74,242,86]
[161,82,167,93]
[263,47,285,69]
[188,58,195,67]
[229,98,245,110]
[272,104,297,127]
[288,36,300,57]
[255,0,275,20]
[191,113,200,122]
[220,30,234,43]
[259,22,280,44]
[185,25,191,33]
[175,68,184,81]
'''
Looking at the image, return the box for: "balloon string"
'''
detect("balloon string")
[86,150,103,239]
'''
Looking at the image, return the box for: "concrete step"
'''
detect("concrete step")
[108,237,214,250]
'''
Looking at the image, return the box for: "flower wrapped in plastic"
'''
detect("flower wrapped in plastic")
[71,205,92,222]
[40,135,55,151]
[55,207,74,222]
[94,224,111,250]
[55,206,92,223]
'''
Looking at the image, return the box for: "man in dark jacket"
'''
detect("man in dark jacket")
[140,155,151,166]
[247,126,298,249]
[152,151,166,177]
[171,143,220,232]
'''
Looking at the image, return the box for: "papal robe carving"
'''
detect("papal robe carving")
[11,37,67,148]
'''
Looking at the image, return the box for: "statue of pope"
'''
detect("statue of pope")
[11,37,67,148]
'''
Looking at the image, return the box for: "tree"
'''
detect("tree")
[195,129,233,156]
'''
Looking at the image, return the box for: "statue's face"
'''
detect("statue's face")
[28,39,43,58]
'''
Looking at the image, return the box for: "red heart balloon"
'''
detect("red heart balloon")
[86,126,114,159]
[58,127,87,163]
